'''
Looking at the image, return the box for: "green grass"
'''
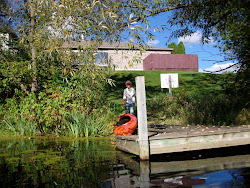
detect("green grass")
[105,70,248,126]
[107,70,234,104]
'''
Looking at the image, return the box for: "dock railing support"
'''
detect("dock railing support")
[136,76,149,160]
[140,161,150,188]
[168,75,172,96]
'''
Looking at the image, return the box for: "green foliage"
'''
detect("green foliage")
[176,41,185,54]
[168,0,249,74]
[167,42,177,54]
[183,94,240,125]
[3,0,249,98]
[1,0,249,135]
[0,44,31,102]
[1,67,116,136]
[68,64,115,112]
[167,42,185,54]
[3,114,36,136]
[63,110,114,137]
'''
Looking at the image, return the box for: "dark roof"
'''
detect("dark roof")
[62,41,173,51]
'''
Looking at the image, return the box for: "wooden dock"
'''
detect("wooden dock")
[115,76,250,160]
[116,124,250,159]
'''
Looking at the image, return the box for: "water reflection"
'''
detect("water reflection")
[0,138,249,187]
[0,138,117,187]
[112,145,250,188]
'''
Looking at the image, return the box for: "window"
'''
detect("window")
[95,52,108,64]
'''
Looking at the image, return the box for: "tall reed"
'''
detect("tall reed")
[63,110,114,137]
[3,114,36,136]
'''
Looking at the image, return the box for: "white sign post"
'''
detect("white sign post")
[160,74,179,96]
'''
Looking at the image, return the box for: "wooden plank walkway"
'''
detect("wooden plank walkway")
[116,124,250,158]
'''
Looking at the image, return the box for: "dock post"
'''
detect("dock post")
[168,75,172,96]
[136,76,149,160]
[140,161,150,188]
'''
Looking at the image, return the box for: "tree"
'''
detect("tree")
[167,0,249,72]
[5,1,183,96]
[4,0,249,96]
[0,0,13,34]
[167,42,185,54]
[166,0,249,104]
[1,0,249,134]
[1,0,248,98]
[167,42,177,54]
[176,41,185,54]
[121,0,249,76]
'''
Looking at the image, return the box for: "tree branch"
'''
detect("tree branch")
[129,4,190,24]
[203,62,241,73]
[18,82,30,96]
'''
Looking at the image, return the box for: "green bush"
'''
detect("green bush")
[1,82,117,137]
[0,65,117,136]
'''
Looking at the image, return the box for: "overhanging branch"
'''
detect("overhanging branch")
[203,62,241,73]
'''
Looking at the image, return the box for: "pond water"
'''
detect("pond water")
[0,137,249,188]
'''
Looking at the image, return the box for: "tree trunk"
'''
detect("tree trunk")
[29,1,38,94]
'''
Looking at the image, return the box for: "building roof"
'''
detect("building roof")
[62,41,173,52]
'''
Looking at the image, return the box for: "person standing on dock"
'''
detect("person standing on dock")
[123,80,136,114]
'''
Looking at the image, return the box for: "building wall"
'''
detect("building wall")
[106,50,171,70]
[143,54,198,72]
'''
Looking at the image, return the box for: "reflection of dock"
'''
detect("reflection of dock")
[107,151,250,188]
[116,76,250,160]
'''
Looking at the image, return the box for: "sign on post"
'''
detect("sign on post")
[160,74,179,96]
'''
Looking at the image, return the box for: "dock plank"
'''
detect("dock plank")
[150,131,250,154]
[115,125,250,156]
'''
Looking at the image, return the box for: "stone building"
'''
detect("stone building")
[63,41,173,70]
[64,41,199,72]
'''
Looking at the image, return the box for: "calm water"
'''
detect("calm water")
[0,137,249,188]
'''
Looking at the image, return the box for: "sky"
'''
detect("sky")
[144,12,239,73]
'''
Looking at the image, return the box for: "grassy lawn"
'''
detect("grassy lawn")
[106,70,247,126]
[107,70,234,104]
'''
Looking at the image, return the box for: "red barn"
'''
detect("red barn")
[143,54,198,72]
